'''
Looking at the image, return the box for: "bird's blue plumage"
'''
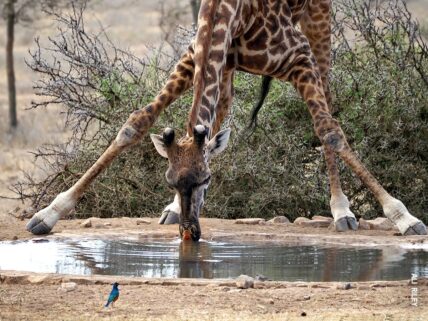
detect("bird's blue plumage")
[105,282,120,307]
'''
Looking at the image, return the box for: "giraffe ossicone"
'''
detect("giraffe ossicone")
[27,0,426,238]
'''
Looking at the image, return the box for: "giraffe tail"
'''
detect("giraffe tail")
[187,0,220,134]
[248,76,273,130]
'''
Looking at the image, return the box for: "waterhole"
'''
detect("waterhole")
[0,238,426,281]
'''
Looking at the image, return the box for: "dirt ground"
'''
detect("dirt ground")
[1,217,428,320]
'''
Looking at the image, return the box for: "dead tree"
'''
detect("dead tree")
[5,0,17,129]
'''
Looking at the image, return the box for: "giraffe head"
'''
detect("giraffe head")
[150,125,231,241]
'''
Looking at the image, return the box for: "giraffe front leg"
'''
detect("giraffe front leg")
[324,147,357,231]
[27,50,195,235]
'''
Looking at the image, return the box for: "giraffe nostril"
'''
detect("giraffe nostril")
[182,230,192,241]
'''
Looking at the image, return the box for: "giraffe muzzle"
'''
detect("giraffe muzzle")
[179,221,201,242]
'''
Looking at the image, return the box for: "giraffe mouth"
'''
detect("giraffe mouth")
[182,230,192,241]
[179,222,201,242]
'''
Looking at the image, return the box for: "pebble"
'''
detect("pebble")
[59,282,77,292]
[81,218,93,228]
[235,218,265,225]
[364,217,395,231]
[293,217,311,225]
[136,218,151,225]
[255,274,269,281]
[267,216,290,224]
[236,274,254,289]
[336,283,352,290]
[358,218,371,230]
[312,215,333,222]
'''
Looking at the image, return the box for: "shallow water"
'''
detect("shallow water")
[0,238,427,281]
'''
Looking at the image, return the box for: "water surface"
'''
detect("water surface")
[0,238,426,281]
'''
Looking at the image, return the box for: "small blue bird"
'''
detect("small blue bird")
[104,282,120,308]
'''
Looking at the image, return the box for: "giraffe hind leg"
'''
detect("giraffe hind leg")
[300,0,356,231]
[286,53,426,235]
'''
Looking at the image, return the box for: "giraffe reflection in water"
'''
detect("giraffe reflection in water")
[0,238,426,281]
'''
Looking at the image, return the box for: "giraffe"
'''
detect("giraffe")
[26,0,427,241]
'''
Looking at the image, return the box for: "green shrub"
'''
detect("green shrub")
[16,0,428,223]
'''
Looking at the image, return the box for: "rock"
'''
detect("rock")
[60,282,77,292]
[295,217,330,228]
[136,218,151,225]
[12,236,18,240]
[262,298,275,305]
[364,217,394,231]
[81,218,93,228]
[336,283,353,290]
[357,285,371,290]
[255,274,269,281]
[235,218,265,225]
[103,222,112,227]
[303,295,311,300]
[236,275,254,289]
[268,216,290,224]
[312,215,333,223]
[358,218,371,230]
[373,217,395,230]
[28,275,48,284]
[293,217,311,225]
[301,311,307,317]
[306,220,331,228]
[21,207,35,219]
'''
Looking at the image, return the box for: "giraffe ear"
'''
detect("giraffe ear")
[207,128,231,158]
[150,127,175,158]
[150,134,168,158]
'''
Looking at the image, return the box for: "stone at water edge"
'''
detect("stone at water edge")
[358,218,370,230]
[294,216,331,228]
[234,218,265,225]
[311,215,333,223]
[81,218,93,228]
[136,218,151,225]
[293,217,311,225]
[362,217,395,231]
[236,275,254,289]
[268,216,290,224]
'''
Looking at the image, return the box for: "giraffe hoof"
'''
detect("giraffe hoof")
[158,210,180,225]
[335,217,358,232]
[26,217,53,235]
[403,221,427,236]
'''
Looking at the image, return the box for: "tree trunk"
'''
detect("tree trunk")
[5,0,17,129]
[190,0,200,25]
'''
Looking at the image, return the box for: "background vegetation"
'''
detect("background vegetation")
[10,0,428,223]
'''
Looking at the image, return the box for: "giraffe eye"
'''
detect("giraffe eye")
[198,175,211,186]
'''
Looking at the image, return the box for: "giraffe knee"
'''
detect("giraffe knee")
[115,125,139,147]
[322,130,347,153]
